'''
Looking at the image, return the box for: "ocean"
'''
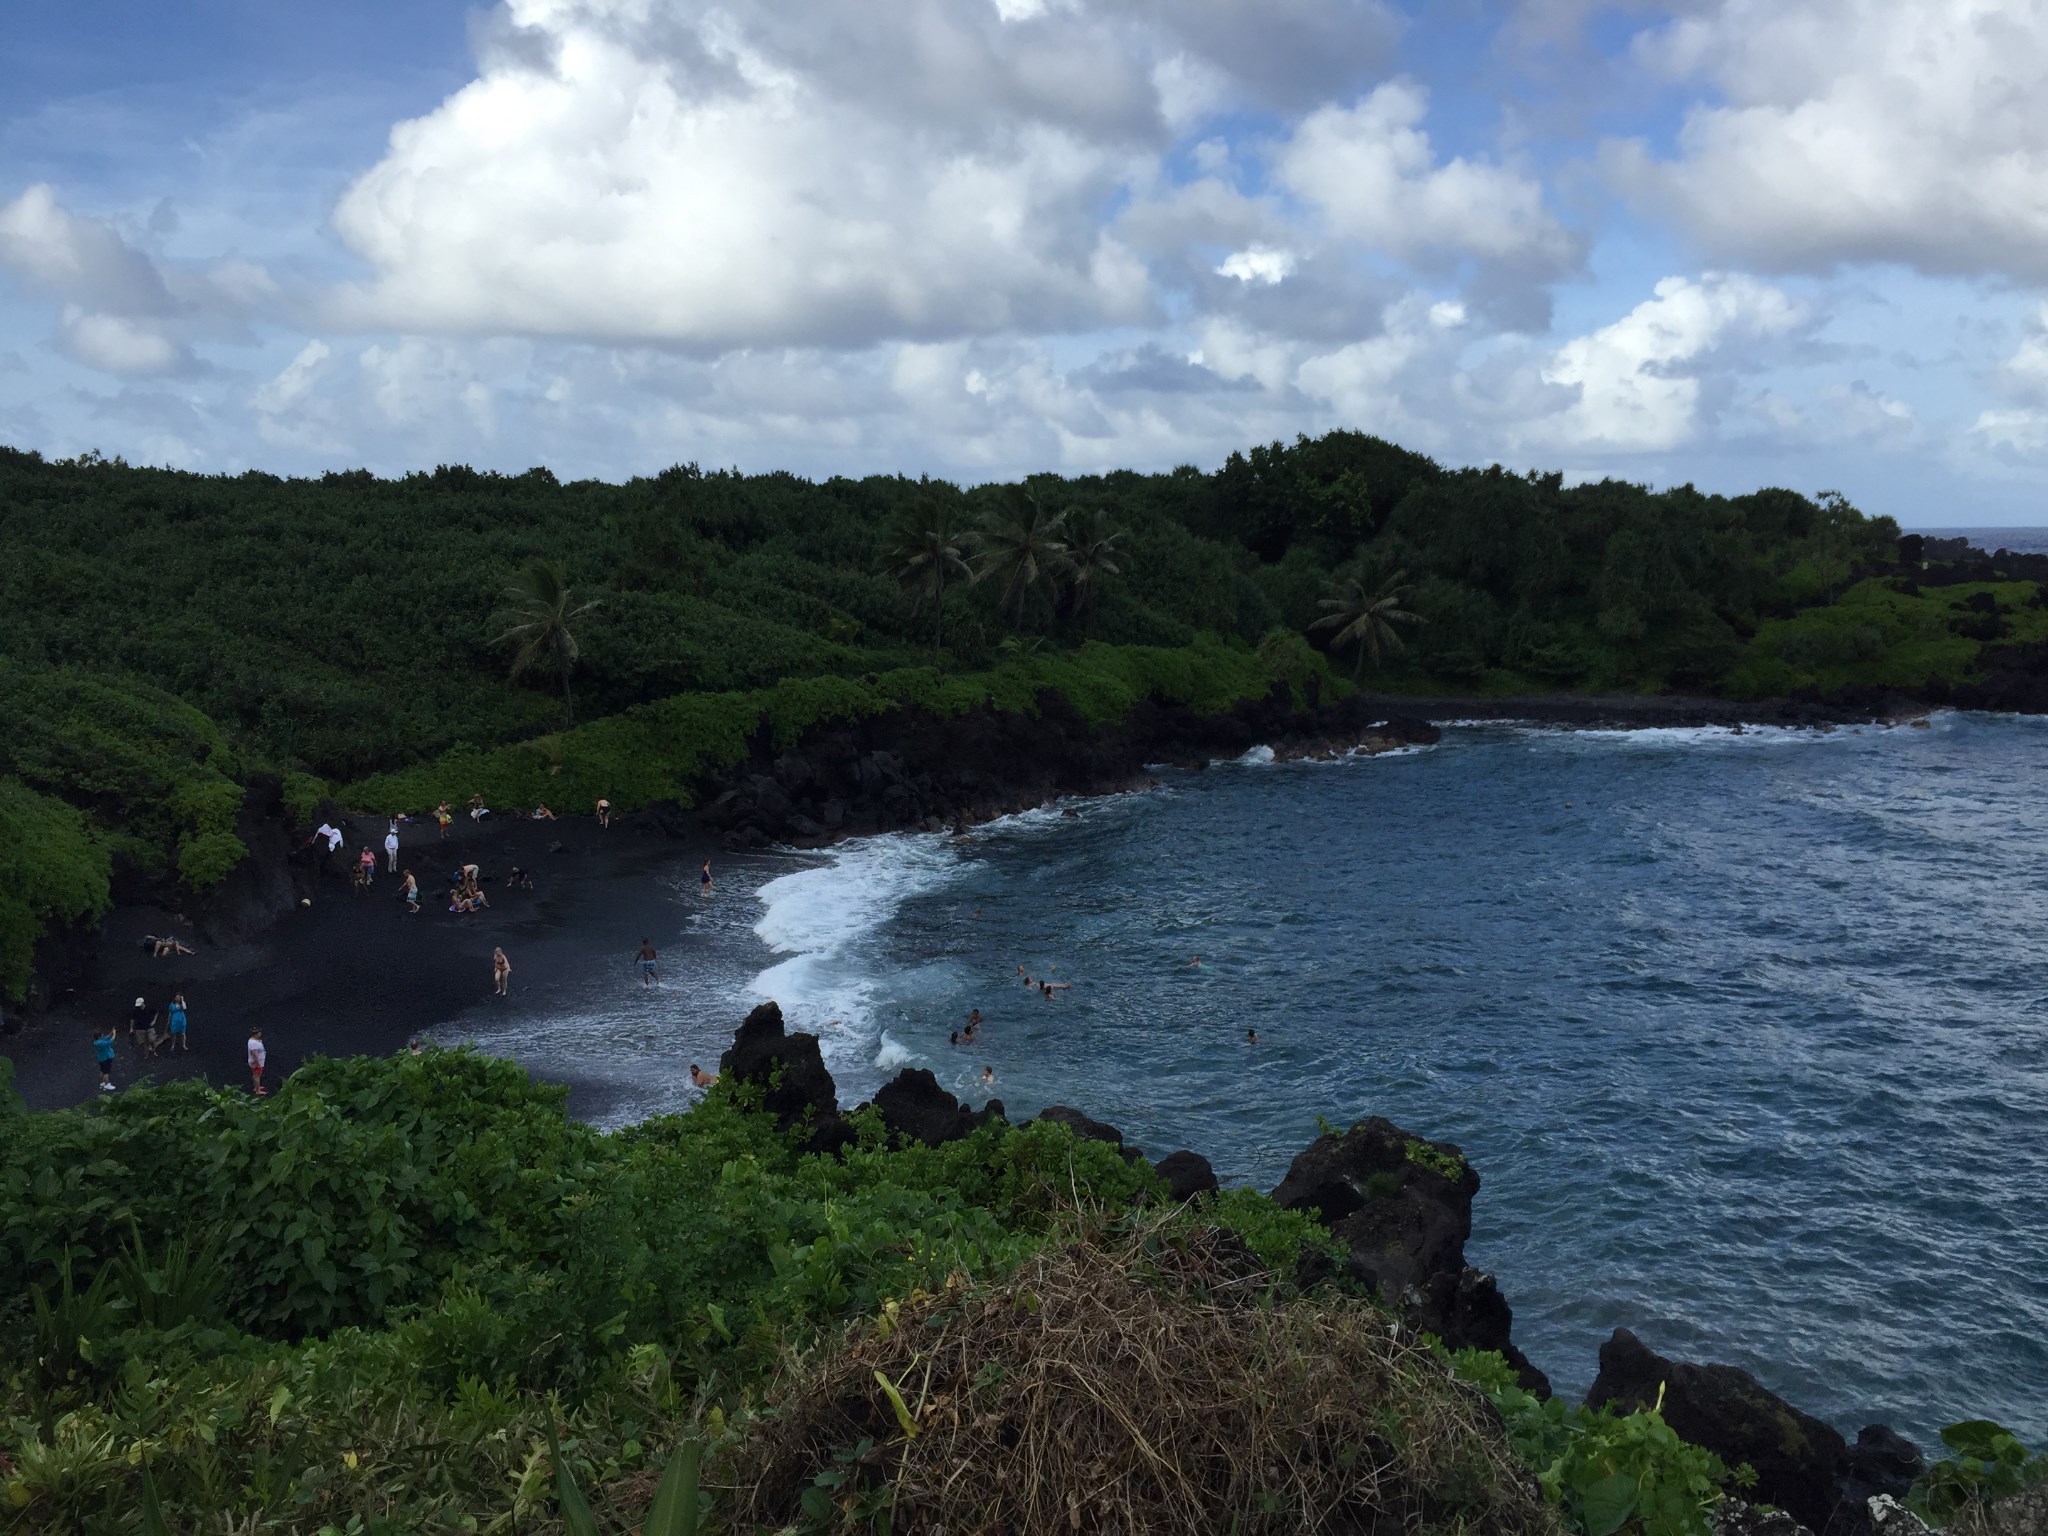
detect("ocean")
[459,712,2048,1447]
[1909,526,2048,556]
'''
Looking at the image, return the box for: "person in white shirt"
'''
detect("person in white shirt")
[383,823,400,873]
[247,1030,269,1096]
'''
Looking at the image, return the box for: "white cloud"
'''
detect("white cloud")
[0,184,176,315]
[1217,246,1297,285]
[1276,80,1577,274]
[56,307,193,375]
[1615,0,2048,279]
[1540,274,1805,451]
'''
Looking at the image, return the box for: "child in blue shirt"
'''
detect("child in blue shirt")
[92,1028,117,1092]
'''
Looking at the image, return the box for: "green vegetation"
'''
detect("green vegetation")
[5,431,2042,993]
[1450,1350,1741,1536]
[1,1052,1778,1534]
[1907,1419,2048,1529]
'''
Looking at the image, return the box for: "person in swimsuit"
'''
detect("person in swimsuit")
[492,947,512,997]
[596,797,611,828]
[402,871,420,912]
[980,1065,995,1086]
[167,994,189,1052]
[690,1063,718,1087]
[699,858,714,895]
[247,1029,268,1096]
[949,1030,960,1046]
[1246,1028,1260,1044]
[435,802,453,839]
[638,939,659,986]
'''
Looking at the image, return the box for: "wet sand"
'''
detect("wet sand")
[4,810,731,1114]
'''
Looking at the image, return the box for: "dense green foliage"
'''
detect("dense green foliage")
[0,1051,1321,1531]
[346,633,1337,814]
[1907,1419,2048,1528]
[0,778,110,1003]
[0,1053,1783,1535]
[8,431,2042,990]
[1451,1349,1741,1536]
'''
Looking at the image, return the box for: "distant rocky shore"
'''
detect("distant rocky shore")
[718,999,1952,1536]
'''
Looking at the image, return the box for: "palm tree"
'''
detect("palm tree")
[1062,509,1127,634]
[972,485,1071,633]
[491,558,602,723]
[882,495,972,658]
[1311,569,1425,679]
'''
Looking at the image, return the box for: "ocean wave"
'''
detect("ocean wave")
[750,832,966,1072]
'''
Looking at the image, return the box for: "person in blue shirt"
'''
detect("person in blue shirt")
[167,994,190,1053]
[92,1027,117,1092]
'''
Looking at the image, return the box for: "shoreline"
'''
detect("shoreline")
[0,695,1964,1113]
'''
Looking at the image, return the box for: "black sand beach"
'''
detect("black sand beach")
[4,809,732,1114]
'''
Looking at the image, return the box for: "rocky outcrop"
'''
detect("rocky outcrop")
[1271,1116,1549,1395]
[1154,1149,1219,1202]
[708,686,1441,849]
[718,1002,843,1148]
[194,776,306,946]
[870,1069,1004,1147]
[1586,1328,1922,1536]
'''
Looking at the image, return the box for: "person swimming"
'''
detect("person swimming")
[1246,1028,1260,1044]
[690,1063,718,1087]
[980,1065,995,1085]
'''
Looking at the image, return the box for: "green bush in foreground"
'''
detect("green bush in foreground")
[1908,1419,2048,1529]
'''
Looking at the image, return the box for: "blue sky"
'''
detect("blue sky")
[2,0,2045,524]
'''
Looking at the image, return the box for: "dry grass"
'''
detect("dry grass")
[718,1222,1566,1536]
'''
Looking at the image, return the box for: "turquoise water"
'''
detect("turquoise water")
[742,715,2048,1445]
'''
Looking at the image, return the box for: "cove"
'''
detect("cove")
[737,713,2048,1447]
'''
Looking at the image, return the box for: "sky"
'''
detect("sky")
[2,0,2046,524]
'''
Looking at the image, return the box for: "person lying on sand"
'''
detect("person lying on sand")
[690,1063,717,1087]
[142,934,195,957]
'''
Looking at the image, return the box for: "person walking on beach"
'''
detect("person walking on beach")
[167,993,189,1052]
[402,871,420,913]
[699,858,714,895]
[247,1029,268,1096]
[492,947,512,997]
[93,1026,117,1091]
[384,822,400,873]
[638,938,659,986]
[357,847,376,889]
[596,797,610,828]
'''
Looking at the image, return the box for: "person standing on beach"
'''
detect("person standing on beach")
[596,797,610,828]
[93,1027,117,1091]
[247,1029,268,1096]
[167,993,189,1052]
[402,871,420,913]
[492,947,512,997]
[129,995,155,1045]
[384,822,400,873]
[435,801,453,839]
[638,938,659,986]
[357,847,377,888]
[699,858,714,895]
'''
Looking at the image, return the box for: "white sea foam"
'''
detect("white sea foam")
[1236,744,1277,765]
[749,832,965,1072]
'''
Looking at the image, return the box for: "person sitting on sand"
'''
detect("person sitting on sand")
[508,865,532,889]
[448,889,474,914]
[595,797,610,828]
[469,794,489,821]
[690,1063,717,1087]
[531,804,557,820]
[638,939,659,987]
